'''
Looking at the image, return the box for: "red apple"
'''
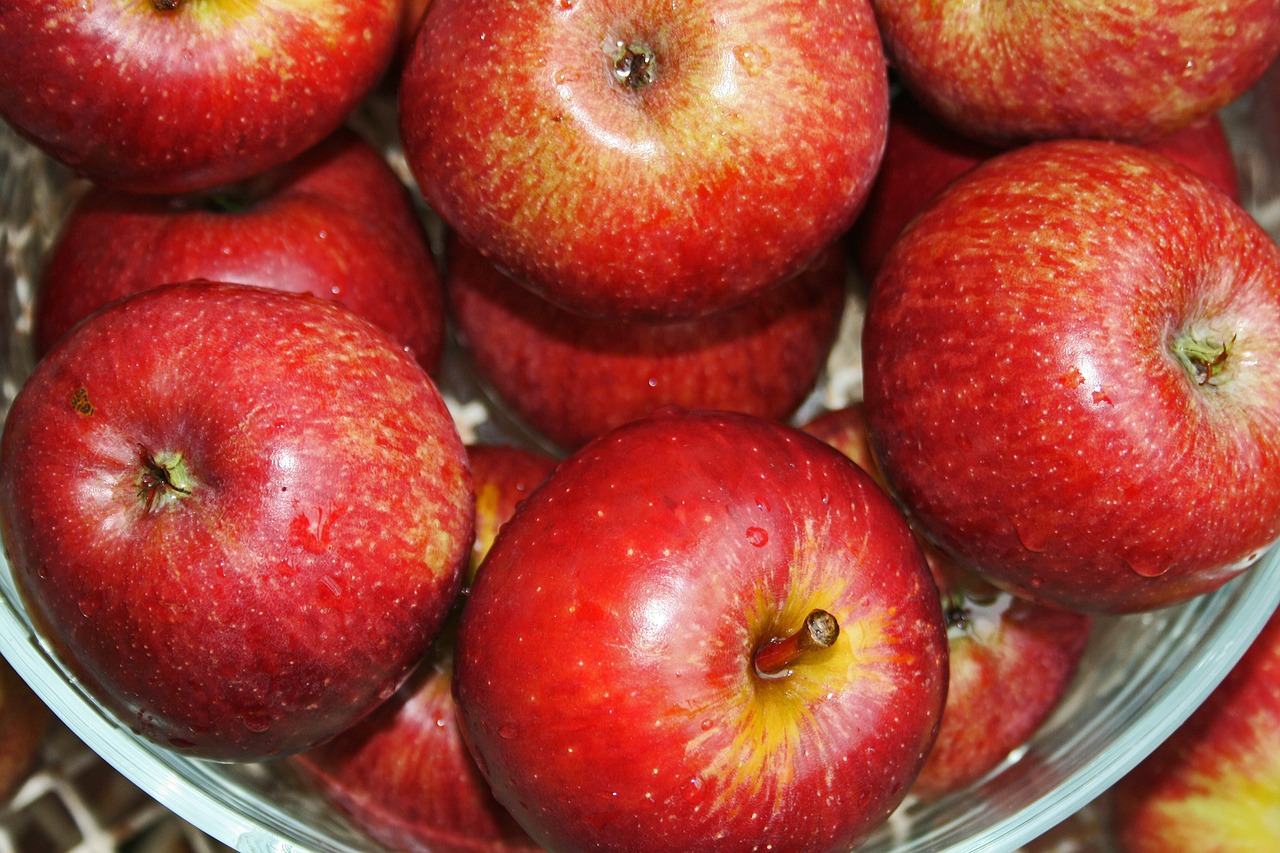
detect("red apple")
[0,655,51,805]
[869,0,1280,144]
[33,128,446,373]
[800,404,1093,800]
[0,281,473,761]
[848,94,1242,283]
[861,139,1280,614]
[0,0,401,195]
[453,407,948,853]
[399,0,889,319]
[293,443,556,853]
[446,235,847,451]
[466,443,560,576]
[1109,604,1280,851]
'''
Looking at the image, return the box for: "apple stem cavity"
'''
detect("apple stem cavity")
[1174,331,1236,387]
[152,0,182,10]
[607,40,656,90]
[137,447,195,513]
[753,609,840,678]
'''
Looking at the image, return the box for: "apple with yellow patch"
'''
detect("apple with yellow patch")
[1109,605,1280,852]
[453,407,948,852]
[399,0,889,319]
[0,0,402,195]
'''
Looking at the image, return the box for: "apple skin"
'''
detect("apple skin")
[1109,605,1280,852]
[868,0,1280,144]
[0,281,473,761]
[861,139,1280,614]
[446,235,847,451]
[800,404,1093,800]
[453,407,948,853]
[848,94,1242,283]
[465,443,560,579]
[399,0,889,320]
[33,128,446,373]
[0,0,401,196]
[292,443,556,853]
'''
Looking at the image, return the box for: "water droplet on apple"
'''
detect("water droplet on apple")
[1125,557,1170,578]
[746,527,768,547]
[756,497,771,512]
[700,719,713,731]
[499,723,519,739]
[559,0,576,8]
[1014,522,1049,553]
[77,596,101,617]
[168,737,196,750]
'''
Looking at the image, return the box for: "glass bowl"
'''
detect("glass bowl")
[2,78,1280,853]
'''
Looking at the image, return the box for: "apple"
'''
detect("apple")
[861,138,1280,614]
[399,0,889,320]
[0,0,401,195]
[452,407,948,853]
[848,94,1243,283]
[1109,604,1280,852]
[800,404,1093,800]
[868,0,1280,144]
[292,443,556,853]
[33,127,447,373]
[446,234,847,451]
[466,443,560,575]
[0,281,473,761]
[0,655,51,805]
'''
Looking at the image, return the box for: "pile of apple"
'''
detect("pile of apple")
[1,1,1279,852]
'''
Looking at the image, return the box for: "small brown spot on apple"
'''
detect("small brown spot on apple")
[732,44,771,76]
[70,387,94,416]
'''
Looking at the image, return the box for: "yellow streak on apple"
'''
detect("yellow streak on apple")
[679,520,906,817]
[1146,708,1280,846]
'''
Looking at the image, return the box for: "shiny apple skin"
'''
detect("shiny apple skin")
[399,0,888,320]
[869,0,1280,144]
[1110,605,1280,852]
[294,652,542,853]
[800,403,1094,799]
[848,94,1241,284]
[861,139,1280,614]
[33,128,446,373]
[446,235,847,451]
[453,408,947,853]
[0,0,401,196]
[0,282,473,761]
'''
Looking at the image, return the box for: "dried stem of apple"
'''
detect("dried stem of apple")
[753,609,840,677]
[137,447,194,513]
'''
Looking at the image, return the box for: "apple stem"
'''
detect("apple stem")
[137,447,194,513]
[753,609,840,678]
[1174,332,1235,387]
[607,41,656,90]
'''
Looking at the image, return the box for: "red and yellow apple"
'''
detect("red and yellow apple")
[0,0,403,195]
[869,0,1280,144]
[34,128,446,373]
[862,139,1280,614]
[453,408,948,852]
[0,281,473,761]
[400,0,889,319]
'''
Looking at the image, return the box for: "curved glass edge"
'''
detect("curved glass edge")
[1,541,1278,853]
[861,542,1280,853]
